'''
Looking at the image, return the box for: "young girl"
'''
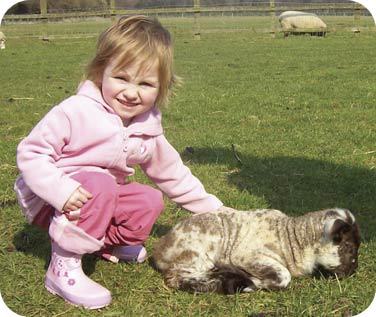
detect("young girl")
[14,15,224,309]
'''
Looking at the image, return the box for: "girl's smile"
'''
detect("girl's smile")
[116,98,139,107]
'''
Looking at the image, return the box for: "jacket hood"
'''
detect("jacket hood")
[76,80,163,137]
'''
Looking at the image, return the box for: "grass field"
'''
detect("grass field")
[0,16,376,316]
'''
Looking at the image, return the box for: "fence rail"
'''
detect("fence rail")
[2,3,370,23]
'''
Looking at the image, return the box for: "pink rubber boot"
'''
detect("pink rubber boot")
[46,214,112,309]
[45,241,112,309]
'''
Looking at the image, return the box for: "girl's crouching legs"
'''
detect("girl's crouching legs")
[45,172,119,309]
[101,183,164,263]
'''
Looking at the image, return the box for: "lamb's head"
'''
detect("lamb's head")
[314,208,360,278]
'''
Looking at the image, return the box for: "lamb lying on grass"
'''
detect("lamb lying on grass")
[152,207,360,294]
[279,11,327,37]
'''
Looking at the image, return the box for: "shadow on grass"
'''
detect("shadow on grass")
[13,223,99,275]
[181,146,376,241]
[151,223,173,238]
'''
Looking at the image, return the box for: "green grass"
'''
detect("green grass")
[1,17,376,316]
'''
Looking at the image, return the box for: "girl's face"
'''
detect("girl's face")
[101,59,160,125]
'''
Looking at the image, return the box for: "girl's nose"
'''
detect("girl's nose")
[123,84,139,101]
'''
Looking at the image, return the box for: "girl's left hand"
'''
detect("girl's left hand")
[62,186,93,213]
[218,205,236,212]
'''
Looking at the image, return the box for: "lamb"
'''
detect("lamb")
[278,11,327,37]
[0,31,5,49]
[152,207,360,294]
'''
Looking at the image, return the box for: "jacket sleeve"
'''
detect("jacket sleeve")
[140,135,223,213]
[16,106,81,211]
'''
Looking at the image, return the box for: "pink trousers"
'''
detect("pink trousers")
[33,171,164,247]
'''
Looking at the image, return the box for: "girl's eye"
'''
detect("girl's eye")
[140,82,154,87]
[114,76,127,81]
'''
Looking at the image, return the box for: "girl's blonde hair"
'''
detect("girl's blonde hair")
[85,15,178,108]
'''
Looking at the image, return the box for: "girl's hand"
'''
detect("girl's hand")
[62,186,93,213]
[217,205,236,213]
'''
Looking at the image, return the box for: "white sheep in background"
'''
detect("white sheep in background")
[0,31,6,49]
[279,11,327,37]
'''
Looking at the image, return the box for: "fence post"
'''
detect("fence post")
[353,2,361,34]
[40,0,48,40]
[194,0,201,40]
[270,0,276,37]
[110,0,116,21]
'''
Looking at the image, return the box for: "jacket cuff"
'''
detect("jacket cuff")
[182,195,223,213]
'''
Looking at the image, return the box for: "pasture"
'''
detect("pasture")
[0,16,375,316]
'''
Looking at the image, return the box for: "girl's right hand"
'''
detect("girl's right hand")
[62,186,93,213]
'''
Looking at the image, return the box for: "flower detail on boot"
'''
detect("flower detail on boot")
[50,251,79,286]
[52,258,64,277]
[52,259,62,277]
[68,279,76,286]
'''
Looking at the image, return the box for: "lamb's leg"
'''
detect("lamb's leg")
[241,257,291,291]
[161,254,291,293]
[161,250,221,293]
[165,261,257,294]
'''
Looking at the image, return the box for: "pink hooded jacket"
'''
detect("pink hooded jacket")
[15,80,222,224]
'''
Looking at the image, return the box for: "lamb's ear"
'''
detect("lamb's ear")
[324,218,352,244]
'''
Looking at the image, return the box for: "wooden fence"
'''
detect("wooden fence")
[1,1,373,39]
